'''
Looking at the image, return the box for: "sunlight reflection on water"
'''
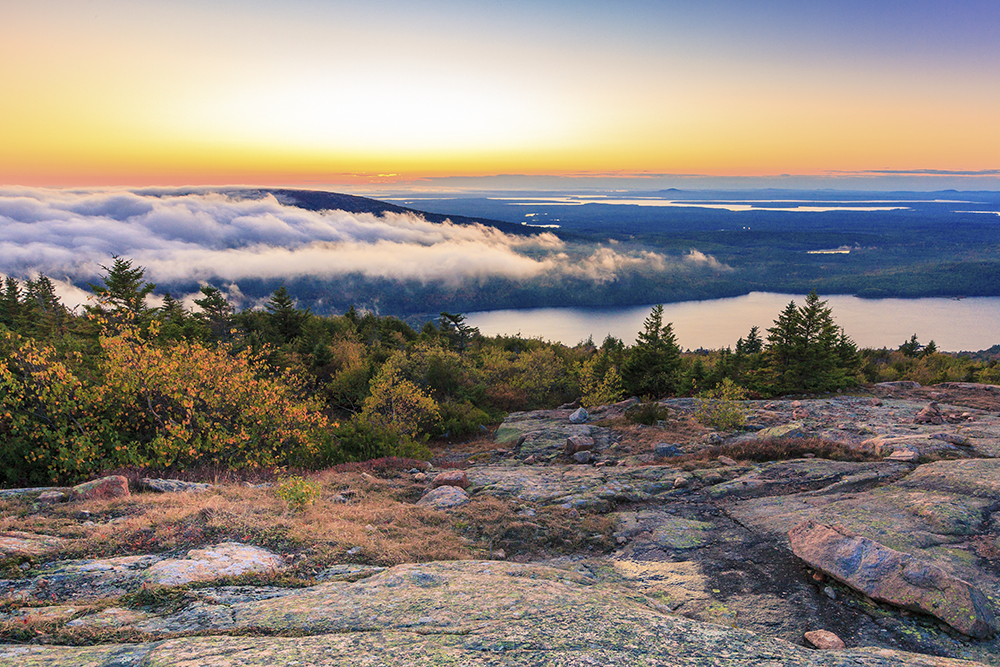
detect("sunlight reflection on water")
[467,292,1000,352]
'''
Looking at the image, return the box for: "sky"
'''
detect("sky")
[3,0,999,190]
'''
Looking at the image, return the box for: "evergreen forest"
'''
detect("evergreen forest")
[2,257,998,487]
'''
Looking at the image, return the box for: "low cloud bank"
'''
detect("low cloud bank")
[0,189,730,297]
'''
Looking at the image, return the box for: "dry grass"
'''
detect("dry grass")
[1,468,617,575]
[671,437,882,470]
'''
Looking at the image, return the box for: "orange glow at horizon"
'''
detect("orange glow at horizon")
[2,1,998,188]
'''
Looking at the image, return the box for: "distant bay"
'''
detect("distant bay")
[466,292,1000,352]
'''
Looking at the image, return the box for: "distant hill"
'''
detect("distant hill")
[263,188,547,237]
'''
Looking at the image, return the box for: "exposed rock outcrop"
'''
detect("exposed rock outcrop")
[789,520,999,639]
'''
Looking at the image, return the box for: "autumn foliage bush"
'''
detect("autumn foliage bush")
[0,323,332,485]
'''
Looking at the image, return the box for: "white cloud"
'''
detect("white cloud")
[0,188,729,291]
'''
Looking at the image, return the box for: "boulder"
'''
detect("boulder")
[70,475,129,501]
[756,421,807,439]
[35,490,66,504]
[416,486,470,510]
[876,381,921,389]
[565,434,595,455]
[789,520,999,639]
[142,543,285,586]
[431,470,470,490]
[142,479,212,493]
[0,531,69,557]
[569,407,589,423]
[915,402,944,425]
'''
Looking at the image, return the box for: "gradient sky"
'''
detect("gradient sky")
[3,0,999,189]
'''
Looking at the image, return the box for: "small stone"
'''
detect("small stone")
[36,491,66,504]
[523,455,536,465]
[717,455,738,466]
[346,546,363,556]
[706,433,724,444]
[413,472,427,482]
[702,472,724,485]
[886,449,919,462]
[416,485,470,510]
[823,586,837,600]
[792,408,810,420]
[432,471,470,490]
[569,407,589,424]
[870,398,883,406]
[654,443,684,458]
[572,450,594,464]
[672,477,689,489]
[804,629,846,650]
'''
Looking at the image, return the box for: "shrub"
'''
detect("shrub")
[320,417,431,467]
[438,399,491,438]
[0,323,332,484]
[275,475,320,510]
[694,378,750,431]
[625,399,672,426]
[360,362,441,440]
[579,353,624,408]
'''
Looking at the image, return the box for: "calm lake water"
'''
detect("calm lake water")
[466,292,1000,352]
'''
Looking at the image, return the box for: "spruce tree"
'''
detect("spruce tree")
[0,277,23,330]
[764,291,858,394]
[622,304,682,398]
[193,285,235,341]
[87,256,156,326]
[265,285,308,344]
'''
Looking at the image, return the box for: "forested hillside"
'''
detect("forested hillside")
[2,258,997,487]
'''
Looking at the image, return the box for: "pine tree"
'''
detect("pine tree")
[621,304,682,398]
[87,256,156,326]
[193,285,235,341]
[899,334,922,358]
[265,285,308,344]
[0,277,23,330]
[764,291,858,394]
[24,275,69,337]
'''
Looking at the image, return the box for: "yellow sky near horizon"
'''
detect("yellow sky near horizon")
[3,0,999,188]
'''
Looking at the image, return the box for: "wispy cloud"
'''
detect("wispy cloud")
[829,169,1000,177]
[0,188,729,299]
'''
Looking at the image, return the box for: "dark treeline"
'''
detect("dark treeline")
[2,257,997,487]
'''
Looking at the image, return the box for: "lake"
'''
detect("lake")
[466,292,1000,352]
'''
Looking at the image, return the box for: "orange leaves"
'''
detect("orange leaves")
[97,325,329,470]
[1,324,330,484]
